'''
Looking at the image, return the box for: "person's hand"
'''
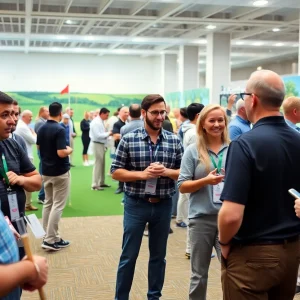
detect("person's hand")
[220,244,231,260]
[205,169,225,185]
[66,146,73,154]
[109,131,113,136]
[294,199,300,218]
[6,171,25,186]
[22,256,48,292]
[149,162,166,177]
[227,94,237,110]
[72,133,76,138]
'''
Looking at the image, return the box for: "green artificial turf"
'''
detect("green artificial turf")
[30,137,124,218]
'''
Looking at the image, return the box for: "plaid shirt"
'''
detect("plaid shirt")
[111,127,183,198]
[0,211,19,264]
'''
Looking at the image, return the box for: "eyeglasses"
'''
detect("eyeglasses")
[147,110,167,117]
[240,93,252,100]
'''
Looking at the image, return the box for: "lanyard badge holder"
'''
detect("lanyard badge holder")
[0,154,20,221]
[145,139,160,195]
[209,151,224,204]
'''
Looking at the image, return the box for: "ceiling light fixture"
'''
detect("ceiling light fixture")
[253,0,269,7]
[252,42,263,46]
[206,25,216,30]
[272,28,280,32]
[64,20,80,25]
[199,60,205,64]
[236,41,244,45]
[275,42,284,47]
[257,66,262,70]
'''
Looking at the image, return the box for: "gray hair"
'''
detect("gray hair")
[236,99,245,111]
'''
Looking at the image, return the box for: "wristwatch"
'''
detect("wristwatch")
[218,239,231,246]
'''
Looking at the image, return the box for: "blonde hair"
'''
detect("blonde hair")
[196,104,230,173]
[282,97,300,115]
[84,111,90,120]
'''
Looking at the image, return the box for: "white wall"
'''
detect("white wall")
[0,52,163,94]
[231,60,298,81]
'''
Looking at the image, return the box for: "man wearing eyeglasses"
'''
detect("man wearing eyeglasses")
[218,70,300,300]
[111,94,183,300]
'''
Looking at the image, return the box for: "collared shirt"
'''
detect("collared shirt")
[221,116,300,243]
[178,144,228,218]
[111,127,183,198]
[34,117,47,134]
[0,211,19,265]
[285,118,300,132]
[89,116,110,144]
[229,115,251,140]
[15,119,36,159]
[10,133,27,154]
[120,119,144,137]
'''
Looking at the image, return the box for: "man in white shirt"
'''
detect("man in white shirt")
[15,109,38,211]
[89,108,112,191]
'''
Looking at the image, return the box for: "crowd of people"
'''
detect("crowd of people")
[0,69,300,300]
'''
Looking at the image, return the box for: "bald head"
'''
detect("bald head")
[282,97,300,124]
[119,106,129,122]
[129,104,141,119]
[247,70,285,108]
[21,110,33,124]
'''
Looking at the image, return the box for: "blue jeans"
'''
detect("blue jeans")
[37,151,45,200]
[115,194,172,300]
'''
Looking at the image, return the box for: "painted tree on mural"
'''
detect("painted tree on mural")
[285,81,299,97]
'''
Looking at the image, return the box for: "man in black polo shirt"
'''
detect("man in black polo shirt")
[112,106,129,194]
[37,102,72,251]
[218,70,300,300]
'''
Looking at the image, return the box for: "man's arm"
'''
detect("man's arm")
[112,167,159,182]
[55,128,73,158]
[7,170,42,192]
[218,201,245,244]
[0,256,48,297]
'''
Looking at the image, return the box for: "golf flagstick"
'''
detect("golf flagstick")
[15,217,46,300]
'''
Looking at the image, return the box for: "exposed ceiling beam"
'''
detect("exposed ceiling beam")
[197,5,230,18]
[0,45,178,56]
[129,1,151,16]
[237,7,280,20]
[24,0,33,53]
[97,0,114,15]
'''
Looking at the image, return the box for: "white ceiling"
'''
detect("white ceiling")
[0,0,299,69]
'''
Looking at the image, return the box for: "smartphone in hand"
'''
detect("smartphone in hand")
[288,189,300,199]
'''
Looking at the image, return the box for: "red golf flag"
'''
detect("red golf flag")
[60,84,69,95]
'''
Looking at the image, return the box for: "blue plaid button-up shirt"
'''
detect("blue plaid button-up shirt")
[0,211,19,265]
[111,127,183,198]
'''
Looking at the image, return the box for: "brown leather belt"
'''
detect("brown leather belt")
[147,197,160,203]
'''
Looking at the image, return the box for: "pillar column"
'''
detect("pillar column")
[206,33,231,104]
[161,54,178,96]
[178,45,199,106]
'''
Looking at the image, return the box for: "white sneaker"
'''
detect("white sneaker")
[83,161,89,166]
[88,160,94,165]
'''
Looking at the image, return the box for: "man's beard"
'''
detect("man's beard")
[145,114,162,131]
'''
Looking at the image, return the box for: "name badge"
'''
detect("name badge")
[145,178,158,195]
[213,182,224,204]
[8,192,20,221]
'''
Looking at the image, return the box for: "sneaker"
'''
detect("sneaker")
[295,285,300,295]
[25,205,38,211]
[56,239,70,248]
[38,199,45,204]
[185,252,191,259]
[100,184,111,188]
[211,253,215,258]
[176,221,187,228]
[91,186,104,191]
[83,161,89,166]
[41,241,61,251]
[171,215,176,219]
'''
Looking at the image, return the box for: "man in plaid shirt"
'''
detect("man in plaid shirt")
[111,94,183,300]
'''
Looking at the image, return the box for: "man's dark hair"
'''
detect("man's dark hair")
[180,107,188,119]
[129,104,141,119]
[141,94,165,111]
[12,100,18,106]
[0,92,13,105]
[49,102,62,117]
[187,103,204,121]
[100,107,110,115]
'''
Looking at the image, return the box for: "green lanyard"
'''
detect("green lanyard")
[209,151,224,174]
[0,154,9,185]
